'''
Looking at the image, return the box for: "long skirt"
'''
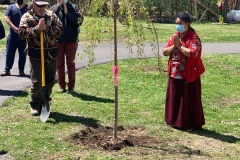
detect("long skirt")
[164,76,205,129]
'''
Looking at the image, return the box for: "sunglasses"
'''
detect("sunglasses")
[34,2,47,8]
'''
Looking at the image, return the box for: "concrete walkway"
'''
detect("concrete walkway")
[0,43,239,107]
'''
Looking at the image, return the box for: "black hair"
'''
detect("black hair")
[176,12,195,33]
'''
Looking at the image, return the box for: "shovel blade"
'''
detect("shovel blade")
[40,101,51,123]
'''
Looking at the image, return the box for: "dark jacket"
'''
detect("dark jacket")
[50,2,83,42]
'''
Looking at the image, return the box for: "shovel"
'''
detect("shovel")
[40,31,51,122]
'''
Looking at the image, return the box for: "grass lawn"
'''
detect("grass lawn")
[0,54,240,159]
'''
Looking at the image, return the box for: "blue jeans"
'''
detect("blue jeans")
[5,35,26,72]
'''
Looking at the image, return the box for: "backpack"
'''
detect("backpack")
[0,20,5,40]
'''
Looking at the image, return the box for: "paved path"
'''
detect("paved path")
[0,43,239,107]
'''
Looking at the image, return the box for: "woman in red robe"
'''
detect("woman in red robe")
[163,12,205,131]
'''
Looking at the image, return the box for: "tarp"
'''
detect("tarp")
[227,10,240,22]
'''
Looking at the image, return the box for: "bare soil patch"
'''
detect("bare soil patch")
[66,125,240,159]
[67,125,168,151]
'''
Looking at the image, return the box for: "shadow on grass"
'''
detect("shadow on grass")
[192,128,240,143]
[69,92,114,103]
[49,111,99,127]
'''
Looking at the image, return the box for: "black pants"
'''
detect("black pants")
[29,57,57,110]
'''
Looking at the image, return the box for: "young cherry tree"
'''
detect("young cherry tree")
[81,0,160,139]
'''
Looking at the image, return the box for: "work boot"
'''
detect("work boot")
[30,108,39,116]
[1,70,10,76]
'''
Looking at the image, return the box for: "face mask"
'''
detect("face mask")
[176,24,185,33]
[63,0,68,3]
[17,0,23,5]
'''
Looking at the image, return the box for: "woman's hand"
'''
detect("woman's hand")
[174,34,181,48]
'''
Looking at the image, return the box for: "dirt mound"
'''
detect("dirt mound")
[67,125,167,151]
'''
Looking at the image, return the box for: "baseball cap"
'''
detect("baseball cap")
[32,0,49,6]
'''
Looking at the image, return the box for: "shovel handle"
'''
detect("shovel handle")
[40,31,45,87]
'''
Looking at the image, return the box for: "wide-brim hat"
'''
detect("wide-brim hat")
[32,0,49,6]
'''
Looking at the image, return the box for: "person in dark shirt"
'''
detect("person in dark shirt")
[50,0,83,93]
[1,0,28,76]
